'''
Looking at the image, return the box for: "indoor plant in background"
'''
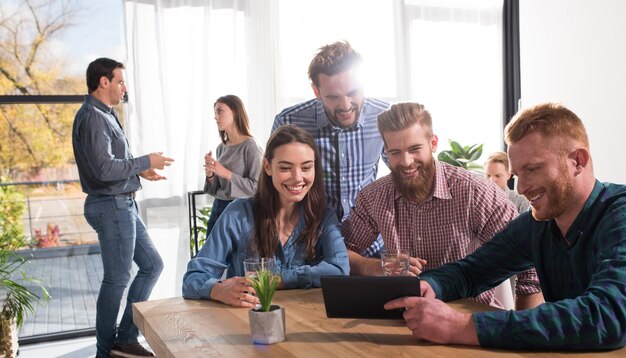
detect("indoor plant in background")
[0,227,50,357]
[437,139,484,172]
[247,268,284,344]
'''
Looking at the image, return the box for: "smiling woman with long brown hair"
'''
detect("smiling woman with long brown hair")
[184,125,349,307]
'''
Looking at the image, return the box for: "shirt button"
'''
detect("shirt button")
[417,236,422,241]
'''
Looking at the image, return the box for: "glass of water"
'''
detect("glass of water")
[243,257,275,279]
[243,258,275,308]
[380,250,410,276]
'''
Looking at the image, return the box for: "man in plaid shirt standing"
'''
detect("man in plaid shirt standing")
[272,41,388,223]
[342,102,543,309]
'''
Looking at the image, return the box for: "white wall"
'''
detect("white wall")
[520,0,626,183]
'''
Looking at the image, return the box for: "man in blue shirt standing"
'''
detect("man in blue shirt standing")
[72,58,174,358]
[385,103,626,350]
[272,41,388,232]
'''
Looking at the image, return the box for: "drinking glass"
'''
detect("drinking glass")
[243,257,275,279]
[380,250,410,276]
[243,258,275,309]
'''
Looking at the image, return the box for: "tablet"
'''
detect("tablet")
[320,275,421,319]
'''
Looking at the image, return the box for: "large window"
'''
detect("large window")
[278,0,397,105]
[276,0,504,175]
[405,0,504,159]
[1,0,126,341]
[278,0,504,157]
[2,0,507,342]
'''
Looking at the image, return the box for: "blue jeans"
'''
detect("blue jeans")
[84,195,163,357]
[205,198,233,236]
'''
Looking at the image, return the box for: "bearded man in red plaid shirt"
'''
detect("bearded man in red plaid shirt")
[342,102,544,309]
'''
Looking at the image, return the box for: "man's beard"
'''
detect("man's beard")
[530,161,575,221]
[323,103,361,129]
[392,157,436,204]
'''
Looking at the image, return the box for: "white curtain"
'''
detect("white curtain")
[124,0,279,202]
[403,0,504,163]
[123,0,280,297]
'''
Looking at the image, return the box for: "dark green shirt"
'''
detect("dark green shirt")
[422,180,626,350]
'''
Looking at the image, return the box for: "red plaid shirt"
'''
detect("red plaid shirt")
[342,161,541,307]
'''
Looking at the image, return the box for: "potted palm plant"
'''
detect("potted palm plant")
[0,227,50,357]
[247,268,284,344]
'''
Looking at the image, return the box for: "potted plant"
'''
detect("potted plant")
[247,268,284,344]
[0,227,50,357]
[437,139,484,172]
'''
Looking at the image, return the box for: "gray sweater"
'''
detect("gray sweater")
[506,187,530,214]
[204,137,263,200]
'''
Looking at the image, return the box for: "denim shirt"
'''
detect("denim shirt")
[72,95,150,195]
[182,198,350,300]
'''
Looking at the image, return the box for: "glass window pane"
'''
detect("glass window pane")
[1,0,126,341]
[407,1,504,158]
[0,0,124,95]
[278,0,396,105]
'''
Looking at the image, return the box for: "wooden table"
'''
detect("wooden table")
[133,289,625,357]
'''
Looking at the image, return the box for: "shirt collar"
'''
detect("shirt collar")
[393,160,452,202]
[556,179,604,245]
[86,94,114,114]
[314,98,365,130]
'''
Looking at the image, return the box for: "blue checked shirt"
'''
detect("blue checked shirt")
[272,98,389,222]
[421,180,626,350]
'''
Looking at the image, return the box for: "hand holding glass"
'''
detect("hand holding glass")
[381,250,410,276]
[244,257,275,280]
[243,258,275,308]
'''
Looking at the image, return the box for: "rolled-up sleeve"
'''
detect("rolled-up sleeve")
[182,199,249,300]
[341,189,380,254]
[229,141,263,197]
[79,111,149,181]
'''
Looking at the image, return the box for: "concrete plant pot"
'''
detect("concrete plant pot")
[248,305,286,344]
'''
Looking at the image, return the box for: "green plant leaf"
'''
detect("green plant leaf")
[467,144,483,161]
[449,140,466,157]
[198,207,212,216]
[0,227,50,327]
[191,205,213,257]
[439,139,484,174]
[248,269,280,312]
[437,151,463,167]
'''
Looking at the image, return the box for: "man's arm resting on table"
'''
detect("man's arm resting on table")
[347,250,381,276]
[515,292,544,310]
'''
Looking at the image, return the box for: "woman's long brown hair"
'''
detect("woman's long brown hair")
[251,125,326,262]
[214,95,253,144]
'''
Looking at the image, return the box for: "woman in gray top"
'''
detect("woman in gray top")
[204,95,263,236]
